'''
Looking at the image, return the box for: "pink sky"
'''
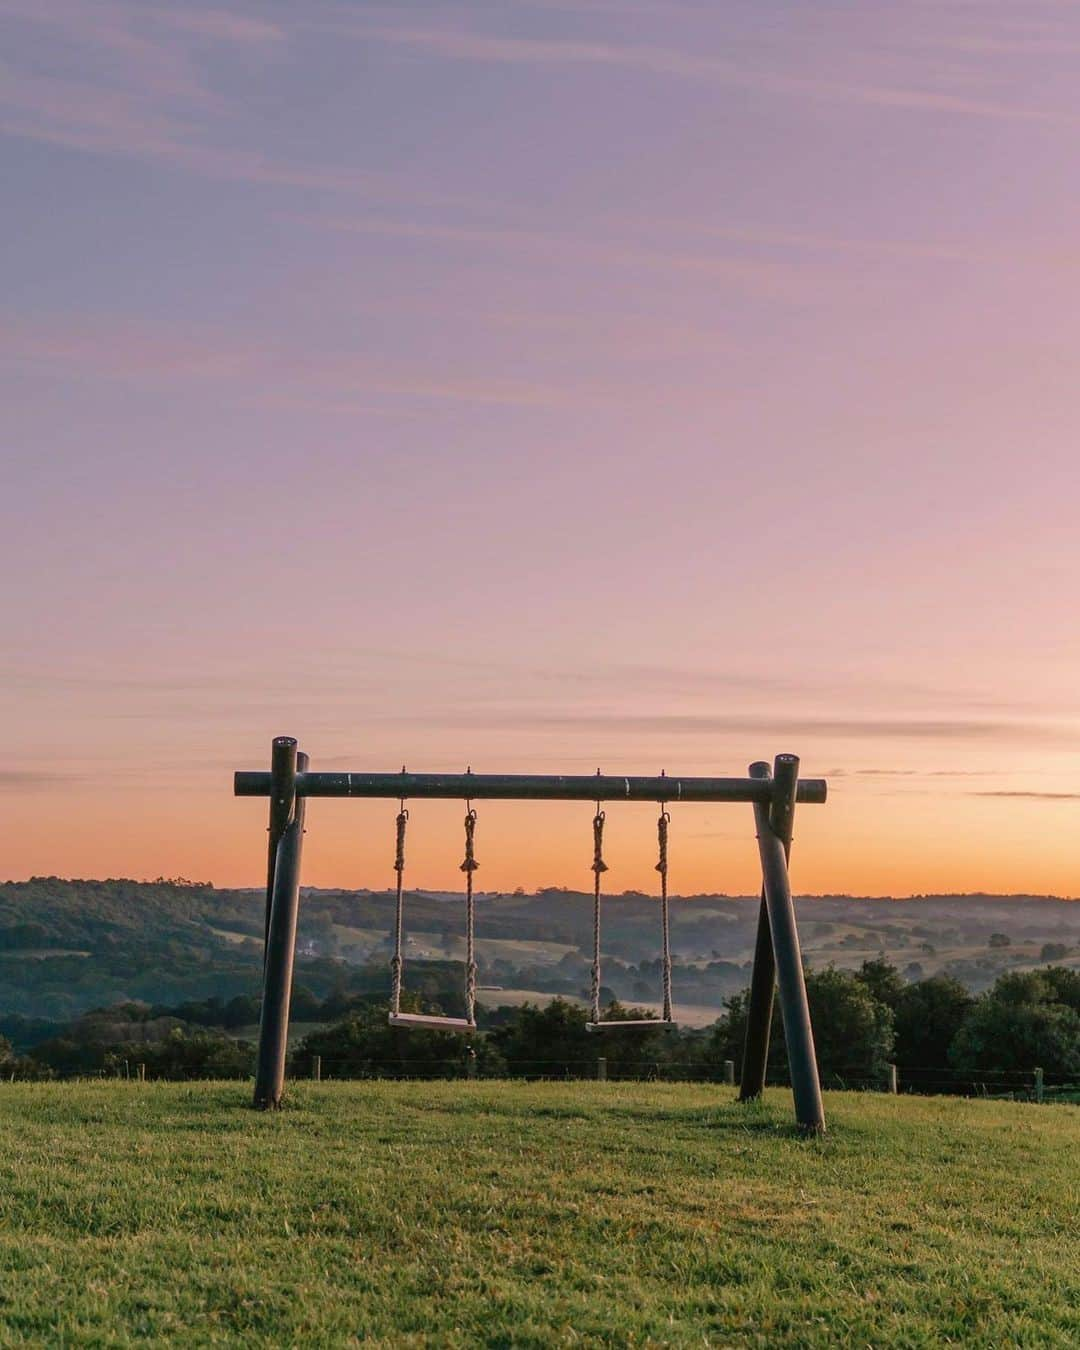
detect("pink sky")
[3,1,1080,895]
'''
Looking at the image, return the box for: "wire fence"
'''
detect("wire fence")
[10,1058,1076,1102]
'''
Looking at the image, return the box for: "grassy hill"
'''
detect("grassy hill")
[0,1083,1076,1345]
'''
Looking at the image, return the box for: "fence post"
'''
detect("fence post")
[312,1055,321,1082]
[723,1059,735,1086]
[888,1063,898,1095]
[1034,1066,1044,1103]
[751,756,825,1135]
[597,1056,607,1082]
[254,747,308,1110]
[137,1063,146,1083]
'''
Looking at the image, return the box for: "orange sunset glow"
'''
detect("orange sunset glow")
[4,2,1080,900]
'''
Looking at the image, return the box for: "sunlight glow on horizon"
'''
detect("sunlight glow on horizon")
[3,1,1080,896]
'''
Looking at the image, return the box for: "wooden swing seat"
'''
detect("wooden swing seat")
[389,1012,476,1033]
[585,1018,678,1032]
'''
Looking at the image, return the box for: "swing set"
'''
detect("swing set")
[235,740,829,1133]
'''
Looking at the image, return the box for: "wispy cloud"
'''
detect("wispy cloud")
[362,25,1080,126]
[0,769,81,790]
[396,708,1080,747]
[0,2,429,198]
[318,214,817,299]
[156,9,285,45]
[5,0,1074,214]
[672,222,980,265]
[972,790,1080,800]
[0,313,577,408]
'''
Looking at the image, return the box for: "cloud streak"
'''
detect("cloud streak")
[6,1,1075,205]
[972,790,1080,800]
[0,770,82,791]
[362,25,1080,126]
[319,214,818,300]
[0,2,455,202]
[396,709,1080,747]
[0,314,578,408]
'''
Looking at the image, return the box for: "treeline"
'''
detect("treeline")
[3,959,1078,1094]
[292,959,1080,1091]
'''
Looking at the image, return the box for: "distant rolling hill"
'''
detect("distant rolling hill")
[0,877,1076,1020]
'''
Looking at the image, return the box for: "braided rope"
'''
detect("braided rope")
[590,808,608,1023]
[390,806,408,1015]
[656,809,673,1021]
[460,807,479,1025]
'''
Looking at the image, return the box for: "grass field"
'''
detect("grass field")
[0,1084,1076,1346]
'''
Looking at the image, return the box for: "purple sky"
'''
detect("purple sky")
[4,1,1080,894]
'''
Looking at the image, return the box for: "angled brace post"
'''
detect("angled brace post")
[254,746,308,1110]
[750,755,825,1134]
[739,758,793,1101]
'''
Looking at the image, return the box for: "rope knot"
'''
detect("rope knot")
[591,810,608,874]
[460,808,479,873]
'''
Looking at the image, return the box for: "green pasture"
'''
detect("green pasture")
[0,1082,1076,1346]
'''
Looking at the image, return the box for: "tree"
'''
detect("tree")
[1041,966,1080,1013]
[708,968,894,1085]
[141,1028,253,1079]
[854,957,905,1010]
[950,1001,1080,1077]
[990,971,1056,1006]
[803,968,894,1082]
[988,933,1012,949]
[949,968,1080,1077]
[490,999,594,1074]
[892,975,972,1073]
[490,998,673,1077]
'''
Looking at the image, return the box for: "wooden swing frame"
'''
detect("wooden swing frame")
[235,740,829,1133]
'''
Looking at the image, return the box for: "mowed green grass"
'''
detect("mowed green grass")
[0,1084,1077,1347]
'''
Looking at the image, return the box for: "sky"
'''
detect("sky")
[3,0,1080,897]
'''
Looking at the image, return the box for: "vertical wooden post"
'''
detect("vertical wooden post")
[723,1059,735,1086]
[597,1056,607,1082]
[752,756,825,1135]
[137,1063,146,1083]
[312,1055,321,1082]
[888,1063,898,1094]
[739,759,795,1101]
[265,737,298,961]
[253,749,308,1110]
[1034,1066,1044,1103]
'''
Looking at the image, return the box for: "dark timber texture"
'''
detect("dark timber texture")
[253,750,307,1110]
[739,757,798,1104]
[236,769,827,805]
